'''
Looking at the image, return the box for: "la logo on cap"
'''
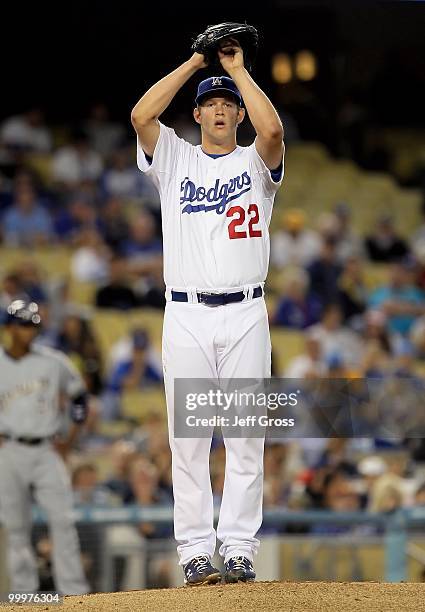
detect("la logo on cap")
[212,77,222,86]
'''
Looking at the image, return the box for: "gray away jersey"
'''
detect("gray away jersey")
[0,345,85,437]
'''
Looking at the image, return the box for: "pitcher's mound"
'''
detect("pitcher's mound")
[8,581,425,612]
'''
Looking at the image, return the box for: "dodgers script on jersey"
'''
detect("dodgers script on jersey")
[0,345,85,437]
[137,122,284,290]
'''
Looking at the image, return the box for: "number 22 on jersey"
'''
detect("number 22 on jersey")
[227,204,262,240]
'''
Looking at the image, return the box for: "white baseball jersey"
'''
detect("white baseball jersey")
[136,122,284,290]
[0,345,85,437]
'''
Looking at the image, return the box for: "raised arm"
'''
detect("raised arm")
[131,53,206,156]
[218,40,284,170]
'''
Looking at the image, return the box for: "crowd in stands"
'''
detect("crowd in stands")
[270,202,425,372]
[1,107,425,577]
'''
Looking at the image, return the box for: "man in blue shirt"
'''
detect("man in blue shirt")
[369,262,425,336]
[3,184,53,247]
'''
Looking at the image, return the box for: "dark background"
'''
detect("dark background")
[1,0,424,131]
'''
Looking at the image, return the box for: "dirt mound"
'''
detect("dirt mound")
[8,581,425,612]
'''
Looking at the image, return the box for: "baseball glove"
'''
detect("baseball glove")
[192,22,259,72]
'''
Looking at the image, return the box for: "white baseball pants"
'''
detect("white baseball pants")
[0,441,89,595]
[162,296,271,566]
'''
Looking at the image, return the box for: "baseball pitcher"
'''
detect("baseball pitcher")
[131,24,284,585]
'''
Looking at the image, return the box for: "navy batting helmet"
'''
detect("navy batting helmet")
[5,299,42,326]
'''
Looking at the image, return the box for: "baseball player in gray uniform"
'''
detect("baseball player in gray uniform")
[0,300,89,595]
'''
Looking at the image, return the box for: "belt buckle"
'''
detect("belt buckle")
[199,292,225,307]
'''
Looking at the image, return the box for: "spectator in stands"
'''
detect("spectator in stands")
[333,202,364,261]
[124,456,174,563]
[100,146,140,199]
[70,463,114,590]
[121,210,162,259]
[357,455,388,508]
[102,441,138,505]
[337,255,367,322]
[14,260,48,304]
[0,108,52,152]
[70,229,109,283]
[263,444,288,508]
[98,197,130,253]
[321,471,360,512]
[368,472,405,513]
[84,103,126,157]
[54,197,99,242]
[56,314,103,395]
[307,303,363,368]
[365,215,409,262]
[310,471,361,533]
[72,463,117,506]
[271,208,321,269]
[107,328,162,393]
[368,261,425,337]
[414,483,425,506]
[121,211,165,308]
[314,439,357,476]
[272,267,322,329]
[0,272,23,312]
[307,237,343,306]
[0,170,41,213]
[143,423,173,500]
[52,129,103,189]
[325,352,352,377]
[105,452,173,588]
[2,183,53,246]
[95,256,140,310]
[391,338,419,378]
[315,212,340,243]
[132,271,166,310]
[284,330,326,378]
[360,310,392,377]
[129,456,172,508]
[107,326,162,374]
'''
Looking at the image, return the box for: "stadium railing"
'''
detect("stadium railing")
[26,505,425,586]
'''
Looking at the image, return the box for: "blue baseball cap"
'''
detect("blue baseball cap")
[195,76,243,106]
[5,299,41,326]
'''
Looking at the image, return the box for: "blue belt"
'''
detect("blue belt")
[171,286,263,306]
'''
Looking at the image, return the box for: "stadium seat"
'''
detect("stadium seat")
[0,247,72,279]
[96,420,134,439]
[363,264,390,290]
[92,312,133,356]
[92,308,164,356]
[270,328,305,374]
[69,281,97,305]
[24,153,53,186]
[121,388,166,421]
